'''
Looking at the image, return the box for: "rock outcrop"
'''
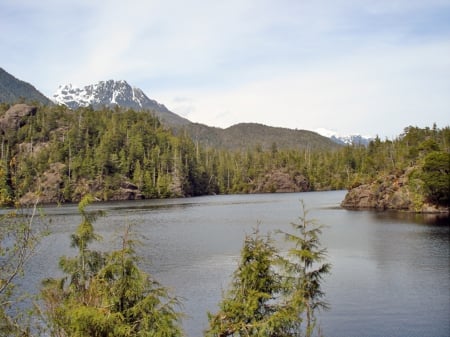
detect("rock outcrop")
[251,169,310,193]
[110,182,144,201]
[0,104,37,132]
[18,157,146,204]
[341,175,411,210]
[19,162,65,205]
[341,171,448,213]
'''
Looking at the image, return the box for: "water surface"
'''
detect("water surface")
[23,191,450,336]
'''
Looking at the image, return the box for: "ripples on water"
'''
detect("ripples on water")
[12,191,450,337]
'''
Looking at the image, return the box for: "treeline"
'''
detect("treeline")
[0,104,448,207]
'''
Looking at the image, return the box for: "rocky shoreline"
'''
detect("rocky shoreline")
[19,168,310,205]
[341,172,449,213]
[19,166,448,214]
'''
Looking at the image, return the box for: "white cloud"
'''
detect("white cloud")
[1,0,449,137]
[155,38,450,137]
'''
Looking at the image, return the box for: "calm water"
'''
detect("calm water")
[21,191,450,336]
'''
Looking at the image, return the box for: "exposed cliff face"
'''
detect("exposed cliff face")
[341,171,448,213]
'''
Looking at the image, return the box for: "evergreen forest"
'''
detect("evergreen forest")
[0,103,448,209]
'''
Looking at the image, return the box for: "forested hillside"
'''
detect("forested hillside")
[0,68,52,105]
[0,103,448,211]
[179,122,340,151]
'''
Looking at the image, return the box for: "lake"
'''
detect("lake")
[21,191,450,336]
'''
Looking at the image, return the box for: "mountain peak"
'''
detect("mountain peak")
[53,80,139,109]
[52,80,190,126]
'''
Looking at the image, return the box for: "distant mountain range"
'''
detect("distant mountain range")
[0,67,364,149]
[315,128,373,146]
[0,67,52,105]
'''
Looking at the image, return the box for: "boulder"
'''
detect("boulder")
[110,181,144,200]
[0,104,37,132]
[341,184,376,209]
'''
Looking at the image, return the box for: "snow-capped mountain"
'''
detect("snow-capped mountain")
[315,128,373,146]
[53,80,190,126]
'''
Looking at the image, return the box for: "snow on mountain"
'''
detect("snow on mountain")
[315,128,373,146]
[52,80,190,126]
[54,80,154,110]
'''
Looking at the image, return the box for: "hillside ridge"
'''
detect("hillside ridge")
[0,68,52,105]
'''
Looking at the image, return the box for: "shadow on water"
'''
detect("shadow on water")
[369,210,450,226]
[22,194,286,217]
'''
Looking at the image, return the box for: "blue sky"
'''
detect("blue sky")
[1,0,449,138]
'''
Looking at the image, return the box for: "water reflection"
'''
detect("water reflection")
[370,209,450,226]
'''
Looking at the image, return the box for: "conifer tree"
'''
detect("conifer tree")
[205,228,298,337]
[280,201,331,337]
[94,224,183,337]
[421,151,450,206]
[41,195,105,336]
[41,195,183,337]
[0,158,13,205]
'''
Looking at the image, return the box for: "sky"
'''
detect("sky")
[1,0,450,138]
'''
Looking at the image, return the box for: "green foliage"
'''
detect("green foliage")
[41,196,183,337]
[95,225,183,337]
[0,158,14,205]
[421,151,450,206]
[207,202,331,337]
[206,228,294,337]
[280,201,331,337]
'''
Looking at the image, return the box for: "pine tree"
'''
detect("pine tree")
[41,195,183,337]
[0,158,13,205]
[41,195,106,336]
[94,224,183,337]
[280,201,331,337]
[205,228,298,337]
[421,151,450,206]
